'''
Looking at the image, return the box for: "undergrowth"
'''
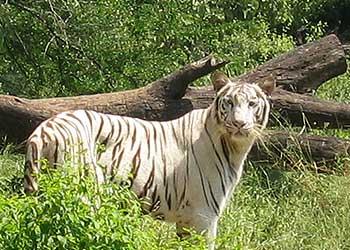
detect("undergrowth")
[0,157,206,250]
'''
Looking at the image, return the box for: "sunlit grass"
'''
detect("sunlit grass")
[219,164,350,249]
[317,71,350,103]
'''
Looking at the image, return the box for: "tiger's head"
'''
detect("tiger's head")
[211,71,275,139]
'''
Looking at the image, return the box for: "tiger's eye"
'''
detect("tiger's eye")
[248,101,256,107]
[226,98,233,106]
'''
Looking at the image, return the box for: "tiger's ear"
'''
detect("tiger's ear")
[211,71,230,92]
[258,75,276,96]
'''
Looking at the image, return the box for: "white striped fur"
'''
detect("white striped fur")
[24,72,274,249]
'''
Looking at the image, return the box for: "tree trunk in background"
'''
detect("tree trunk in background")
[234,34,347,93]
[0,55,228,143]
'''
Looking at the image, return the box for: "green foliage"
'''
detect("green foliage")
[1,0,348,98]
[0,143,23,194]
[317,70,350,104]
[0,0,295,97]
[0,162,206,249]
[211,0,337,38]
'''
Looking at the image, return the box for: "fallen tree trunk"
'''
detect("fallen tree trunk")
[0,55,228,143]
[250,131,350,173]
[270,89,350,128]
[0,35,346,144]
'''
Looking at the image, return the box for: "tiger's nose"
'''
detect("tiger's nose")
[232,120,246,128]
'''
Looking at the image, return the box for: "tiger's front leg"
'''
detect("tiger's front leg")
[176,216,218,250]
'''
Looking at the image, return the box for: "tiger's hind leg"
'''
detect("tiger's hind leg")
[24,140,42,194]
[24,133,60,194]
[24,160,39,194]
[24,143,55,194]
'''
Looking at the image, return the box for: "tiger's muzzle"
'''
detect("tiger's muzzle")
[225,122,254,137]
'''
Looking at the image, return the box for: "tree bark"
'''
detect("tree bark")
[0,55,228,143]
[235,34,347,93]
[270,89,350,128]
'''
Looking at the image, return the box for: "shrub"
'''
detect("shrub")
[0,164,206,249]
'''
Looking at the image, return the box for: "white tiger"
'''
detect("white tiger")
[24,72,275,249]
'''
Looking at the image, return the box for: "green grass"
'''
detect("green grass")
[1,145,350,249]
[220,165,350,250]
[317,71,350,103]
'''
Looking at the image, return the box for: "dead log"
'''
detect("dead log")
[0,55,228,143]
[249,131,350,173]
[0,35,346,144]
[271,89,350,128]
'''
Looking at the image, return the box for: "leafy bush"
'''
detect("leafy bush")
[0,143,23,194]
[0,164,206,249]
